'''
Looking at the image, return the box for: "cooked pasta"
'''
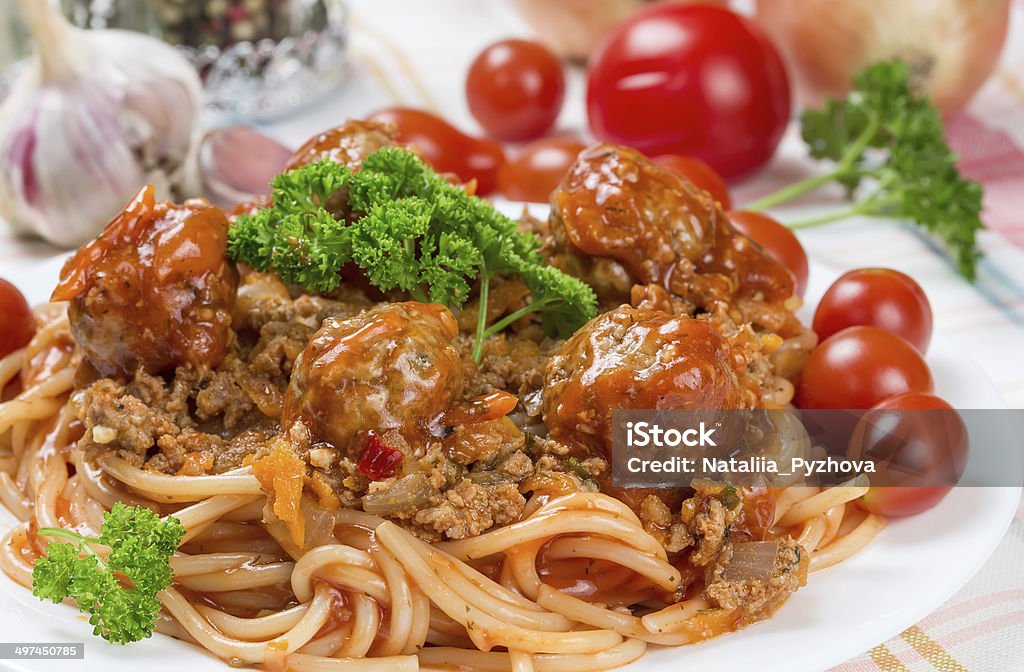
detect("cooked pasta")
[0,120,886,671]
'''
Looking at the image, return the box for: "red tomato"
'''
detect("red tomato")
[0,278,34,359]
[498,137,586,203]
[367,107,506,195]
[357,433,404,480]
[852,393,967,517]
[813,268,933,354]
[466,39,566,141]
[796,326,934,409]
[653,155,732,209]
[727,210,808,296]
[586,5,790,179]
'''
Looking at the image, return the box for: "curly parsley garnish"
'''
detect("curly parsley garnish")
[228,147,598,361]
[748,60,984,280]
[32,503,184,644]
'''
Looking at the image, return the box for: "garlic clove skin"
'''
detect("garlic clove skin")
[0,70,147,246]
[96,29,204,184]
[198,126,293,210]
[0,1,202,248]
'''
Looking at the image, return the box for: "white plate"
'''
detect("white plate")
[1,246,1020,672]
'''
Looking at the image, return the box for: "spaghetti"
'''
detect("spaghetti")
[0,122,888,671]
[0,307,884,671]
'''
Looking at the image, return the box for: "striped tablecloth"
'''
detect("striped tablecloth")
[2,0,1023,669]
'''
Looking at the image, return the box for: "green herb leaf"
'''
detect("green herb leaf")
[567,457,592,483]
[227,147,598,359]
[719,485,741,511]
[750,60,984,280]
[32,503,184,644]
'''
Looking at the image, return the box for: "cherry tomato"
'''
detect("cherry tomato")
[851,393,967,517]
[813,268,933,354]
[796,326,934,410]
[466,39,566,141]
[367,107,506,195]
[498,137,586,203]
[586,5,790,179]
[653,155,732,210]
[727,210,808,296]
[0,278,34,359]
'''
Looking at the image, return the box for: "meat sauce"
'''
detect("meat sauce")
[58,124,802,617]
[548,144,801,336]
[543,305,750,459]
[281,302,464,458]
[52,185,237,378]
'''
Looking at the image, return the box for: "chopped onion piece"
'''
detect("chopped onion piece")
[722,540,779,582]
[361,473,435,516]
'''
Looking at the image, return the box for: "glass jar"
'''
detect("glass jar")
[1,0,350,119]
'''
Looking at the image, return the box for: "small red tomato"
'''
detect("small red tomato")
[653,155,732,210]
[852,393,967,517]
[586,4,790,179]
[466,39,566,141]
[796,326,934,410]
[368,107,506,195]
[0,278,35,359]
[498,137,586,203]
[813,268,933,353]
[727,210,809,296]
[357,433,404,480]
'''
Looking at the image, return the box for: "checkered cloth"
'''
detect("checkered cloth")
[1,1,1022,668]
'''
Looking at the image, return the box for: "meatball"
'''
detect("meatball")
[285,119,397,171]
[281,302,463,454]
[547,144,799,334]
[51,186,237,378]
[543,306,752,458]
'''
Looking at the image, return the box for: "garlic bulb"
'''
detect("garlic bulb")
[0,0,202,247]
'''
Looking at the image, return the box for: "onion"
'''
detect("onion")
[512,0,724,61]
[721,540,780,582]
[755,0,1010,114]
[361,473,435,516]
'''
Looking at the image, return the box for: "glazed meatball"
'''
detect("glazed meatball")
[285,119,397,171]
[543,306,753,458]
[51,186,237,378]
[548,144,799,334]
[281,302,463,454]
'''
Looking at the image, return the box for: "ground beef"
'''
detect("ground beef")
[459,332,560,415]
[77,370,279,474]
[80,378,180,458]
[638,483,742,561]
[640,495,693,554]
[704,536,807,623]
[684,490,741,567]
[408,479,525,541]
[234,273,295,332]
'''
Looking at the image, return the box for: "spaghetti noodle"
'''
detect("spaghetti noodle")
[0,121,888,671]
[0,307,884,671]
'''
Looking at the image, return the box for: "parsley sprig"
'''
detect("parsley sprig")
[747,61,984,280]
[32,503,184,644]
[228,147,597,362]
